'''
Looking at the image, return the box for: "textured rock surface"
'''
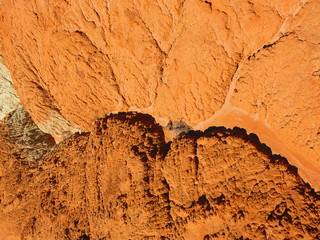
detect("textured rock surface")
[0,0,319,188]
[0,60,20,120]
[0,106,55,162]
[0,0,319,239]
[0,113,319,239]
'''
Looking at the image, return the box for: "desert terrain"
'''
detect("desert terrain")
[0,0,319,239]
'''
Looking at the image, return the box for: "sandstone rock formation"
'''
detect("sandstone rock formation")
[0,0,319,239]
[0,0,319,188]
[0,113,319,239]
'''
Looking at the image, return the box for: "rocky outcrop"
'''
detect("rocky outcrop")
[0,106,55,163]
[0,113,319,239]
[0,61,20,120]
[0,0,319,189]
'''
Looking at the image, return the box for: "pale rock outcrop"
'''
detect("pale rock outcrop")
[1,106,55,162]
[0,61,20,120]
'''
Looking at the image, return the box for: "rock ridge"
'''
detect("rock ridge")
[0,112,319,239]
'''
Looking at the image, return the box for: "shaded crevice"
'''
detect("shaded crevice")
[203,1,213,11]
[247,32,294,60]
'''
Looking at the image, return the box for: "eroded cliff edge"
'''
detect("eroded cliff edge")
[0,112,319,239]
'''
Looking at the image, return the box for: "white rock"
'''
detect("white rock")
[0,61,21,120]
